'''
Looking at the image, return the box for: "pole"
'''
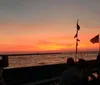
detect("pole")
[99,41,100,53]
[75,30,78,61]
[99,34,100,53]
[75,19,80,62]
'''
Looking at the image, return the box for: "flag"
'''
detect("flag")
[77,39,80,41]
[90,34,99,44]
[77,19,80,30]
[74,33,77,38]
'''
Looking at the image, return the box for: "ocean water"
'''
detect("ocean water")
[8,52,98,68]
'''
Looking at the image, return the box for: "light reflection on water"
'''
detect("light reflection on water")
[8,52,98,68]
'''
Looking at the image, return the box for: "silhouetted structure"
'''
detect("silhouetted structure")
[0,55,8,85]
[96,53,100,61]
[96,53,100,69]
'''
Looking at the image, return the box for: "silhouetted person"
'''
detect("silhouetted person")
[88,65,100,85]
[78,59,86,71]
[59,57,81,85]
[0,55,8,85]
[78,59,89,85]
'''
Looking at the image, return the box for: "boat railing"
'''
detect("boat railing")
[0,54,99,85]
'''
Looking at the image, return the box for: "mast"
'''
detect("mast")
[99,36,100,53]
[75,30,78,60]
[74,19,80,61]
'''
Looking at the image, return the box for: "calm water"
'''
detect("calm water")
[8,52,98,68]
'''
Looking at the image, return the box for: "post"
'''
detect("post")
[0,55,8,67]
[99,41,100,53]
[75,19,80,62]
[0,55,8,85]
[75,30,78,61]
[99,34,100,53]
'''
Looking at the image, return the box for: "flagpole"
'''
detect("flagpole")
[99,34,100,53]
[74,19,80,62]
[75,30,78,61]
[99,41,100,53]
[75,19,79,61]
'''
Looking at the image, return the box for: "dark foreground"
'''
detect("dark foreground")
[3,60,100,85]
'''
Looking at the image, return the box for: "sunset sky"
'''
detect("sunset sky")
[0,0,100,53]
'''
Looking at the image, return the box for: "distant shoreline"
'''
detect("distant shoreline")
[0,50,98,56]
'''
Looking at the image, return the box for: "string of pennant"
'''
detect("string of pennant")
[74,19,99,53]
[74,19,99,44]
[74,19,80,39]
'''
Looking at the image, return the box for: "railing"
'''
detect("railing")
[2,54,66,85]
[1,53,99,85]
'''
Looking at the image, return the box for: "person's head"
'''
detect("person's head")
[78,58,86,69]
[67,57,75,67]
[78,58,85,63]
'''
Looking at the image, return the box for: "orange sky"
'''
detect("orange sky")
[0,0,100,53]
[0,22,99,53]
